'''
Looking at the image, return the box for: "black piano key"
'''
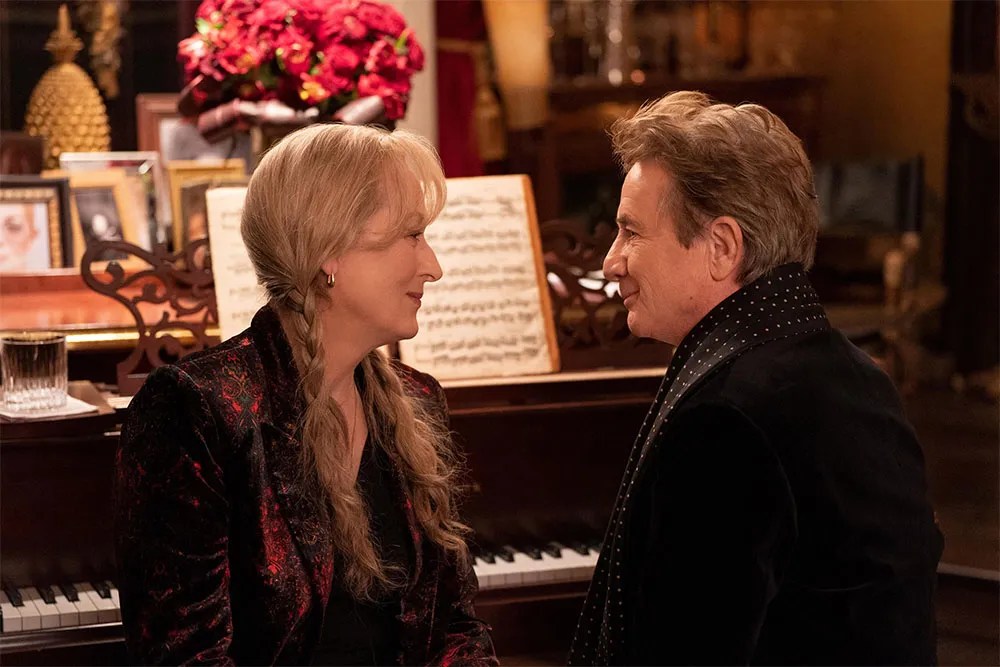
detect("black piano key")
[38,585,57,605]
[495,546,515,563]
[567,541,591,556]
[519,545,543,561]
[3,584,24,607]
[477,549,496,565]
[92,581,112,599]
[542,542,563,559]
[60,583,80,602]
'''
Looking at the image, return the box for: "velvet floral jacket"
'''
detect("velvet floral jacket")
[114,305,497,666]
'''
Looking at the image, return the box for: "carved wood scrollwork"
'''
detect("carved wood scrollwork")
[80,239,218,395]
[540,219,671,370]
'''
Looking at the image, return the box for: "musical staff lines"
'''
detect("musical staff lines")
[400,176,556,380]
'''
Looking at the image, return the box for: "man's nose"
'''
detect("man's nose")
[603,235,626,282]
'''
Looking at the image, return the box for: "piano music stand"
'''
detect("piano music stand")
[79,238,219,396]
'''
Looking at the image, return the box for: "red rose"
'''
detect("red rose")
[219,0,257,15]
[396,28,424,73]
[248,0,290,29]
[178,36,208,77]
[364,38,395,74]
[358,72,409,120]
[313,60,354,96]
[298,73,333,105]
[289,0,325,33]
[322,43,361,74]
[195,1,222,21]
[274,27,314,77]
[355,1,406,36]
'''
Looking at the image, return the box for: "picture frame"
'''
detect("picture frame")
[0,175,70,271]
[0,133,46,175]
[137,93,253,167]
[179,177,250,248]
[59,151,169,249]
[41,168,141,268]
[165,159,247,250]
[135,93,181,155]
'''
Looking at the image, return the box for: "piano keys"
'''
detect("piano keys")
[473,541,601,590]
[0,582,120,633]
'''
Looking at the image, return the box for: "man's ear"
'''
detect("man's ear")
[705,216,743,282]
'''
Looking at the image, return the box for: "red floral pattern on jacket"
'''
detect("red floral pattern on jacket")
[114,305,497,665]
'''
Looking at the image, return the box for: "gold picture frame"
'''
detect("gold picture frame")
[0,175,69,271]
[59,151,170,249]
[165,159,247,251]
[42,168,141,268]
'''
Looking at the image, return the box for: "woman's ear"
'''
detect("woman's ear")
[321,257,339,280]
[705,216,744,282]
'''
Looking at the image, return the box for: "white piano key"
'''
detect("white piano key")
[491,553,524,588]
[76,583,117,624]
[107,582,121,622]
[22,588,59,629]
[51,589,79,627]
[10,590,40,631]
[0,592,23,633]
[69,588,100,626]
[552,544,599,582]
[508,550,545,585]
[472,557,497,590]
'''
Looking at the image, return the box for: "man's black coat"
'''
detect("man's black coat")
[570,265,943,665]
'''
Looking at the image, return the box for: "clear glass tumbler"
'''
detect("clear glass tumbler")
[1,332,68,411]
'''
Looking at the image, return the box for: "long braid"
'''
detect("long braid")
[283,280,394,599]
[362,352,471,563]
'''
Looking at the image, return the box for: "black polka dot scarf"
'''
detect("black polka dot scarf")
[568,263,830,666]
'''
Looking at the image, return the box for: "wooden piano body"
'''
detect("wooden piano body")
[0,368,664,664]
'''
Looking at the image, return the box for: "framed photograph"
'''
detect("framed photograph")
[136,93,181,155]
[42,168,141,267]
[137,93,253,166]
[60,151,169,249]
[166,159,247,250]
[0,133,46,175]
[179,177,250,247]
[0,175,69,271]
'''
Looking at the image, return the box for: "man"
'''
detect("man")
[569,92,942,666]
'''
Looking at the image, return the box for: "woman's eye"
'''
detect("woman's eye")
[408,231,424,241]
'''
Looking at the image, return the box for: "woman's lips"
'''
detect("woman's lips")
[407,292,422,305]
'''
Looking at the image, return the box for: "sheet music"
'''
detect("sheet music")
[398,175,557,380]
[205,187,267,340]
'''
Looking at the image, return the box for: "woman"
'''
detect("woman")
[115,123,497,666]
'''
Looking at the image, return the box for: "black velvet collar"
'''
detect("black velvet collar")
[570,263,830,665]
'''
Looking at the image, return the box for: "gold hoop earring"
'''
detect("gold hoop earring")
[326,273,335,288]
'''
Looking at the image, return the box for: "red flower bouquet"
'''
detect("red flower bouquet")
[178,0,425,122]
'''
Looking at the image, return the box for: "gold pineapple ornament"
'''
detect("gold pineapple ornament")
[25,4,111,169]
